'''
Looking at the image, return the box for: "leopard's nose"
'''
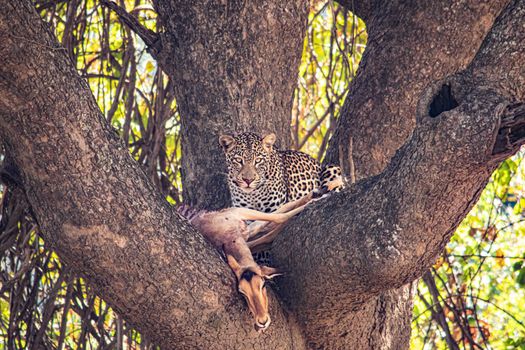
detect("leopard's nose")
[243,178,253,186]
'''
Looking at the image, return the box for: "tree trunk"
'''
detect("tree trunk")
[153,0,309,209]
[1,0,525,349]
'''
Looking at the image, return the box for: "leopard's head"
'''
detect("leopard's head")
[219,132,277,193]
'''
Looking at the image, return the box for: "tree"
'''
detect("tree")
[1,0,524,348]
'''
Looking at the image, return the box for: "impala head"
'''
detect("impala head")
[226,255,282,331]
[219,132,277,193]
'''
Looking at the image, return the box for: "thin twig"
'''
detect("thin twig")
[100,0,160,56]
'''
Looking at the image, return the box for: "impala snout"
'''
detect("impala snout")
[237,270,270,331]
[227,255,282,332]
[254,316,271,331]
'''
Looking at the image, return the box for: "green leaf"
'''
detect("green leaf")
[517,267,525,286]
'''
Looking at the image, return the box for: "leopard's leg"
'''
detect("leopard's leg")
[320,165,346,192]
[252,249,273,266]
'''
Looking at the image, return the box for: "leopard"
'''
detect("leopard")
[219,132,343,214]
[219,132,344,265]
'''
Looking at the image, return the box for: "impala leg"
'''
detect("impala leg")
[272,192,313,214]
[231,202,309,224]
[277,203,309,221]
[246,194,313,238]
[246,220,271,239]
[247,224,285,251]
[244,205,307,239]
[325,177,345,191]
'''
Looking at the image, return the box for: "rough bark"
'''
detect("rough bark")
[272,1,524,348]
[325,0,508,178]
[1,1,525,350]
[0,2,304,349]
[152,0,309,209]
[319,1,509,348]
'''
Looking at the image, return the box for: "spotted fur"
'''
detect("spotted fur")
[219,132,343,213]
[320,165,344,192]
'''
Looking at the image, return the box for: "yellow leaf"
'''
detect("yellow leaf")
[145,61,155,73]
[495,248,505,267]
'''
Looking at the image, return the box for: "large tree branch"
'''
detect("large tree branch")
[494,103,525,156]
[273,0,525,347]
[325,0,509,179]
[0,2,304,349]
[2,0,523,349]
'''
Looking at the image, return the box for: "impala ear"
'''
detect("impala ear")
[226,254,243,278]
[260,266,283,279]
[219,134,236,152]
[262,133,276,152]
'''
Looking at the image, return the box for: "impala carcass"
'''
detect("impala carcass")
[177,192,313,331]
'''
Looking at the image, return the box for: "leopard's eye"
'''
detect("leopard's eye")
[233,156,244,165]
[254,158,264,166]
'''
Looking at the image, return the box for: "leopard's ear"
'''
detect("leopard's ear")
[262,133,276,152]
[219,134,236,152]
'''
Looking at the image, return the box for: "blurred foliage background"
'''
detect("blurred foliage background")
[0,0,523,349]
